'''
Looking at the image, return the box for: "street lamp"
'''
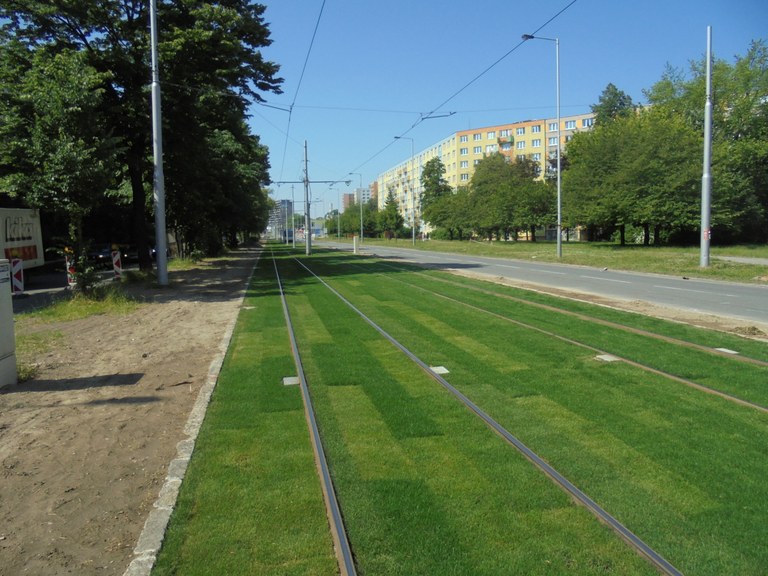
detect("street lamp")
[394,136,416,245]
[349,173,363,243]
[522,33,561,258]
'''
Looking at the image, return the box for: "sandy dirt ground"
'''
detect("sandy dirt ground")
[1,248,259,576]
[1,248,766,576]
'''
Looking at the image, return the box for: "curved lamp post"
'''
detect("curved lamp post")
[522,33,561,258]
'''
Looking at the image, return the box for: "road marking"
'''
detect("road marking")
[654,285,740,297]
[581,275,631,283]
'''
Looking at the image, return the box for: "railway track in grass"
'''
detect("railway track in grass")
[338,257,768,413]
[379,266,768,415]
[271,251,357,576]
[278,252,683,576]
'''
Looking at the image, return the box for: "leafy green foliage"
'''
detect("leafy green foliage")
[0,1,283,264]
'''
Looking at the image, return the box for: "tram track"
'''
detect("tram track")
[287,254,683,576]
[374,265,768,414]
[326,256,767,413]
[271,252,357,576]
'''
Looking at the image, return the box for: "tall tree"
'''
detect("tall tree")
[420,157,453,227]
[469,153,513,240]
[645,41,768,242]
[591,83,635,125]
[378,190,404,238]
[0,43,120,276]
[0,1,283,264]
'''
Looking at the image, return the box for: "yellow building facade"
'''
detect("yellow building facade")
[376,112,595,229]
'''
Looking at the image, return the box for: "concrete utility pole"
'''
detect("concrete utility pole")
[273,144,348,255]
[150,0,168,285]
[349,173,364,243]
[700,26,713,268]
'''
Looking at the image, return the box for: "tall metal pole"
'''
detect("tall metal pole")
[555,38,562,259]
[291,185,296,249]
[304,141,311,256]
[394,137,416,244]
[349,173,363,243]
[150,0,168,284]
[522,34,561,258]
[700,26,713,267]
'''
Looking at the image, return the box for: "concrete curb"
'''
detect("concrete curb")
[123,251,259,576]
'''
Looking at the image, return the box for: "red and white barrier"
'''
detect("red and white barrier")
[11,258,23,294]
[65,255,77,288]
[111,250,122,279]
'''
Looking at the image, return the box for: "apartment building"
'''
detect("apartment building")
[376,112,595,227]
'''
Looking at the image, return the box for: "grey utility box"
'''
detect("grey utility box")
[0,259,17,388]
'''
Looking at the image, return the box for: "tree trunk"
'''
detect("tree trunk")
[619,224,626,246]
[643,223,650,245]
[128,141,151,271]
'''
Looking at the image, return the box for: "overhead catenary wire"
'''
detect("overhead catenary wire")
[339,0,580,181]
[277,0,328,183]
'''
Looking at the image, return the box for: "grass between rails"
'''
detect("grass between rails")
[149,246,766,575]
[152,257,337,576]
[276,252,656,575]
[296,249,768,575]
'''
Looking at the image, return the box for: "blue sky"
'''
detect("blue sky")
[252,0,767,209]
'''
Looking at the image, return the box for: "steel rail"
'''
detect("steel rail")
[293,257,683,576]
[376,266,768,414]
[271,253,357,576]
[403,265,768,368]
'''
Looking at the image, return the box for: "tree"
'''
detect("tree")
[0,42,120,287]
[420,157,453,229]
[1,1,283,265]
[644,41,768,242]
[564,107,701,244]
[468,153,514,240]
[591,83,635,126]
[378,190,404,238]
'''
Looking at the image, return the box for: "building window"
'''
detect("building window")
[566,135,573,142]
[486,144,497,153]
[474,159,481,165]
[487,131,496,139]
[516,127,525,136]
[516,141,525,149]
[460,173,469,181]
[499,129,510,137]
[460,147,468,155]
[548,136,558,146]
[532,139,541,147]
[582,117,594,128]
[548,122,558,132]
[516,154,526,161]
[460,160,468,168]
[473,146,482,154]
[460,135,468,142]
[473,133,482,141]
[532,153,541,161]
[532,125,541,133]
[501,142,512,151]
[565,120,576,129]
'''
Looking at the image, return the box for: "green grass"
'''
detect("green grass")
[153,247,767,575]
[297,250,768,575]
[152,257,338,576]
[18,283,138,322]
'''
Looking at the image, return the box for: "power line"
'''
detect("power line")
[277,0,327,182]
[338,0,580,181]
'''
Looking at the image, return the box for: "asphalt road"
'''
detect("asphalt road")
[319,241,768,327]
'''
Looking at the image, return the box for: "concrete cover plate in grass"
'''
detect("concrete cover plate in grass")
[715,347,739,355]
[282,376,300,386]
[595,354,621,362]
[430,366,450,374]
